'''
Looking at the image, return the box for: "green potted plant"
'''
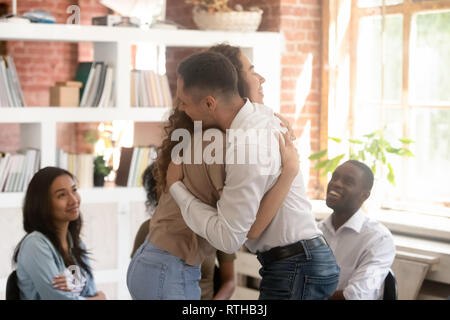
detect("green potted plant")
[310,129,414,185]
[93,155,113,187]
[309,129,414,210]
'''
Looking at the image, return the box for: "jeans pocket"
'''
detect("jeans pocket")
[302,273,339,300]
[259,265,297,300]
[127,256,168,300]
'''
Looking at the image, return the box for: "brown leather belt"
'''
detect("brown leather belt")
[258,235,328,265]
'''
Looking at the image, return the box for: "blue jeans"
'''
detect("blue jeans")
[257,241,340,300]
[126,240,201,300]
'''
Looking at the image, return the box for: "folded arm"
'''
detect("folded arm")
[19,235,86,300]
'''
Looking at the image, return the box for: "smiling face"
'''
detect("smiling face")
[49,174,81,224]
[239,53,265,104]
[326,162,370,215]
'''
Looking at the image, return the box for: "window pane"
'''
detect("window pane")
[406,108,450,202]
[358,0,403,8]
[357,15,403,105]
[410,11,450,104]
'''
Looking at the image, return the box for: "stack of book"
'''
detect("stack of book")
[0,56,26,107]
[131,70,172,107]
[0,149,40,192]
[115,146,157,187]
[76,62,115,108]
[56,150,94,189]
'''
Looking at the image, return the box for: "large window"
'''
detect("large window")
[325,0,450,216]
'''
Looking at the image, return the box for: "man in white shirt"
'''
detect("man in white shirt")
[166,51,339,299]
[318,160,396,300]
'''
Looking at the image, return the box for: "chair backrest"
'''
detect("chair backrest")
[6,270,21,300]
[383,270,397,300]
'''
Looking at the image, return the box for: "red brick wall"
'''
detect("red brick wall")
[279,0,322,198]
[0,0,79,107]
[0,125,21,154]
[0,0,108,154]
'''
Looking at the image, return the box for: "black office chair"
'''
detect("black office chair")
[383,270,397,300]
[6,270,20,300]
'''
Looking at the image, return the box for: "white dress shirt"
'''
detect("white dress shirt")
[318,209,396,300]
[170,100,322,254]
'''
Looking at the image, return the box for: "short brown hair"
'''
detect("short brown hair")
[177,51,238,101]
[207,44,248,99]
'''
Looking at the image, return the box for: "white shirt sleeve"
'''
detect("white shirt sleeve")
[170,149,277,254]
[343,233,396,300]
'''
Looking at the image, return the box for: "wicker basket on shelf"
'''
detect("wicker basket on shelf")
[192,6,263,32]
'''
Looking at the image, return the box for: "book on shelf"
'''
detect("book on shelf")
[0,149,40,193]
[97,66,114,108]
[148,70,160,106]
[139,71,150,107]
[116,146,157,187]
[115,147,134,187]
[130,69,172,107]
[74,62,93,100]
[79,61,115,108]
[127,147,140,187]
[0,56,26,107]
[56,150,93,189]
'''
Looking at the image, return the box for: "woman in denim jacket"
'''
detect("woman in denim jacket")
[12,167,105,300]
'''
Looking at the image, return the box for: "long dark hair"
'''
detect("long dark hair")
[153,107,194,197]
[142,162,158,210]
[13,167,92,276]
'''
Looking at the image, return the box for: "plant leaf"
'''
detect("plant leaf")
[371,162,377,175]
[386,147,401,154]
[364,131,377,139]
[328,137,342,143]
[309,149,327,160]
[314,160,329,170]
[398,148,414,157]
[387,163,395,186]
[348,139,363,144]
[399,138,414,144]
[324,154,345,175]
[358,150,366,161]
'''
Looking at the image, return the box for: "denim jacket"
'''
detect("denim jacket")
[16,231,97,300]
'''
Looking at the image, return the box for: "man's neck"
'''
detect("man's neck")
[219,97,246,130]
[331,208,358,231]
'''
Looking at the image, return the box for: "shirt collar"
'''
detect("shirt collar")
[229,98,254,130]
[340,208,366,233]
[324,208,366,234]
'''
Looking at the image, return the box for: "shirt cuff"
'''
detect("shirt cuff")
[169,181,196,212]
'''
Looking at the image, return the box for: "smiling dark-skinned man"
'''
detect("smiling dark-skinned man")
[318,160,396,300]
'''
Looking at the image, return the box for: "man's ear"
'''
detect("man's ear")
[203,95,217,114]
[361,190,371,203]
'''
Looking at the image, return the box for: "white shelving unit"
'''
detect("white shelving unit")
[0,23,281,299]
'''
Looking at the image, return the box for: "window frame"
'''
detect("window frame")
[320,0,450,216]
